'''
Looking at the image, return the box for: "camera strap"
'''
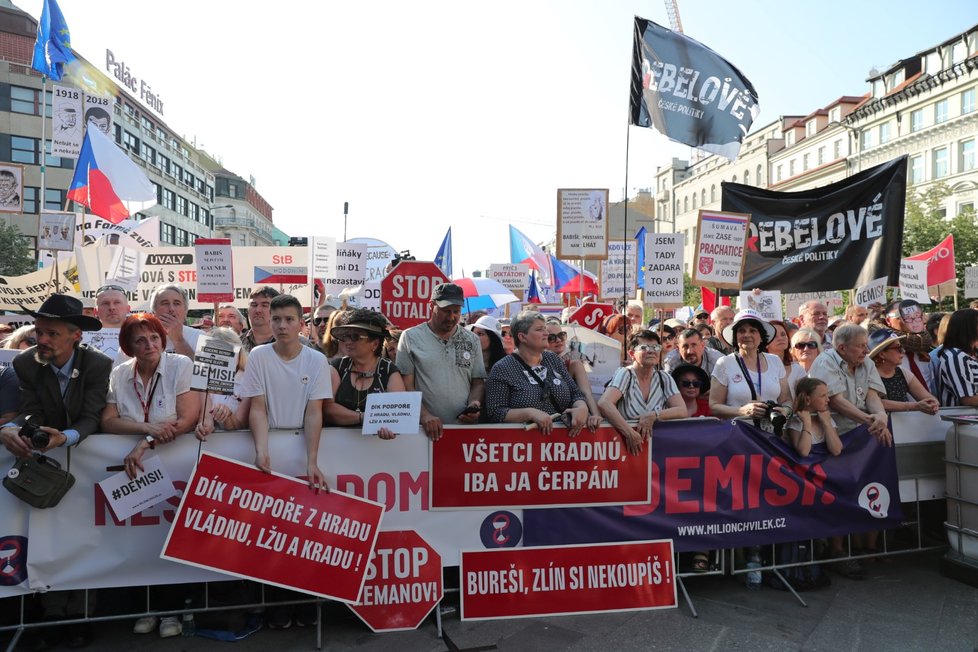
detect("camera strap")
[510,353,560,413]
[735,354,763,429]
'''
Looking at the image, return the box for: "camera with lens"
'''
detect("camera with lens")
[764,401,787,436]
[18,416,49,450]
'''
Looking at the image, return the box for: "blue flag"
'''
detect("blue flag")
[635,226,647,289]
[434,227,452,278]
[32,0,75,81]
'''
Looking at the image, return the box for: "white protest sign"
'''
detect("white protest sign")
[38,212,76,252]
[83,327,121,360]
[0,349,17,370]
[51,85,83,158]
[194,238,234,304]
[359,281,382,311]
[96,456,178,522]
[692,210,750,290]
[738,290,783,321]
[362,391,422,435]
[899,259,931,304]
[966,267,978,299]
[83,92,113,138]
[556,189,609,260]
[489,263,529,300]
[310,236,338,279]
[599,240,638,300]
[322,242,367,298]
[644,233,684,307]
[191,335,240,395]
[106,247,141,293]
[855,276,888,307]
[784,291,843,320]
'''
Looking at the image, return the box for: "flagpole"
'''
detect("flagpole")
[622,125,631,317]
[40,75,47,218]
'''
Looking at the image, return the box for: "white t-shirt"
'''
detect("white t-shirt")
[786,413,837,445]
[712,352,785,407]
[107,352,194,423]
[238,344,332,429]
[786,362,808,399]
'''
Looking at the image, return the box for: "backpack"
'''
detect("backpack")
[765,541,830,591]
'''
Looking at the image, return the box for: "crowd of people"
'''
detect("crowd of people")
[0,280,975,646]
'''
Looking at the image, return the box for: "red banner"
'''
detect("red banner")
[349,530,443,632]
[161,453,385,603]
[429,426,649,509]
[907,234,955,287]
[460,541,676,620]
[568,303,615,330]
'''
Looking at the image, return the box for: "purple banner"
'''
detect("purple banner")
[524,420,903,552]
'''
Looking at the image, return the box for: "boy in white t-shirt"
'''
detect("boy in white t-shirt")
[239,294,331,491]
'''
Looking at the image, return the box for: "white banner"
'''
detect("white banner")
[784,291,843,321]
[738,290,783,322]
[310,236,337,279]
[51,84,83,158]
[322,242,367,298]
[1,428,512,596]
[899,259,931,304]
[106,246,141,292]
[644,233,683,307]
[855,276,888,308]
[599,240,637,301]
[556,189,609,260]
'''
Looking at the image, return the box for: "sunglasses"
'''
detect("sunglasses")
[96,284,126,294]
[793,341,819,350]
[885,344,904,352]
[313,317,329,325]
[633,343,662,353]
[333,333,372,343]
[663,334,676,341]
[548,332,567,343]
[680,380,702,388]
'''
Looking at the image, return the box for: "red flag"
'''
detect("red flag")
[907,234,955,287]
[700,287,730,313]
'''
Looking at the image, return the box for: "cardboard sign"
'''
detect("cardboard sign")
[161,453,385,603]
[737,290,783,321]
[599,240,638,300]
[899,259,931,304]
[567,303,615,330]
[97,456,178,522]
[429,426,650,510]
[784,291,843,321]
[380,261,449,329]
[855,276,888,308]
[966,267,978,299]
[556,189,610,260]
[488,263,529,300]
[692,210,750,290]
[191,336,240,395]
[460,540,677,620]
[38,212,76,252]
[644,232,684,307]
[310,236,338,278]
[362,391,422,435]
[349,530,443,632]
[51,84,83,158]
[322,242,368,298]
[194,239,234,303]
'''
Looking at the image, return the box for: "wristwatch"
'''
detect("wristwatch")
[145,435,155,449]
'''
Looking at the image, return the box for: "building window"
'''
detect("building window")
[829,107,841,123]
[163,188,176,210]
[935,99,949,124]
[238,235,247,246]
[731,174,738,184]
[691,193,697,210]
[936,207,947,220]
[910,155,924,184]
[744,170,751,186]
[756,164,763,186]
[802,154,810,171]
[23,186,37,213]
[45,188,63,211]
[960,139,975,172]
[789,160,795,176]
[710,185,716,202]
[173,163,183,182]
[176,195,188,216]
[776,165,782,182]
[805,120,817,137]
[959,202,975,215]
[785,131,795,146]
[10,86,39,115]
[10,136,35,164]
[162,223,175,244]
[141,143,156,166]
[910,109,924,132]
[189,202,199,221]
[861,129,873,150]
[122,130,139,153]
[151,182,162,204]
[140,115,153,132]
[674,199,679,215]
[879,122,890,144]
[817,147,825,165]
[683,197,688,213]
[700,189,706,205]
[833,139,841,159]
[963,88,976,115]
[933,147,948,178]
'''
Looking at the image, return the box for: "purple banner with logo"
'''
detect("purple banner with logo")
[523,420,903,553]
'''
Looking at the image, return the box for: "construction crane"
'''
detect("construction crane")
[663,0,683,33]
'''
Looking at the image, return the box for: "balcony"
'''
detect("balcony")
[214,214,273,240]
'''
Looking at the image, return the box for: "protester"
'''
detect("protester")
[241,286,279,353]
[397,283,485,440]
[709,310,791,427]
[599,313,628,346]
[884,299,935,391]
[658,324,678,358]
[787,327,822,396]
[692,309,710,327]
[313,300,339,341]
[94,283,130,328]
[785,377,842,457]
[320,308,351,360]
[102,314,201,479]
[766,320,793,372]
[384,327,401,362]
[486,310,588,434]
[216,304,245,335]
[468,315,507,373]
[145,284,199,360]
[545,319,602,430]
[928,312,951,395]
[845,303,869,327]
[3,324,35,350]
[671,363,711,417]
[707,305,735,354]
[799,300,831,345]
[625,300,644,327]
[0,294,111,648]
[196,327,251,437]
[934,308,978,407]
[869,329,939,415]
[323,308,404,439]
[663,328,722,375]
[498,319,515,354]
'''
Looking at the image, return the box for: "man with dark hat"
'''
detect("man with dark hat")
[397,282,485,440]
[0,294,112,456]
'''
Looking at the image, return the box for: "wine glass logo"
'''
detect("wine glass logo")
[480,511,522,548]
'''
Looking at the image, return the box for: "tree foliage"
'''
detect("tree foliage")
[0,221,36,276]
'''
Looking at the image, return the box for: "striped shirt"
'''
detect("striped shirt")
[606,366,678,420]
[935,346,978,407]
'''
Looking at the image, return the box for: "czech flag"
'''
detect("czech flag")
[526,271,542,304]
[509,225,553,288]
[67,125,156,224]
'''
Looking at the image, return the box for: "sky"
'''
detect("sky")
[19,0,978,276]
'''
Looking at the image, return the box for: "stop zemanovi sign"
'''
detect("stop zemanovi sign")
[349,530,444,633]
[380,261,450,329]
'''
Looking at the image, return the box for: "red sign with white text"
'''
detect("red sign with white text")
[429,426,650,510]
[907,233,955,286]
[380,261,449,329]
[568,303,615,330]
[161,453,384,603]
[460,540,677,620]
[349,530,443,632]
